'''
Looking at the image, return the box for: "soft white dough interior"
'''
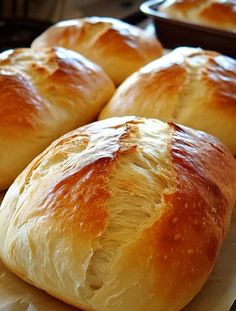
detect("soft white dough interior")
[83,121,174,299]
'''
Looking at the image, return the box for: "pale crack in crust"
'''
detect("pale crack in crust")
[82,121,174,300]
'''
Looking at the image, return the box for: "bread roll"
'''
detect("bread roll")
[0,47,114,190]
[99,47,236,154]
[0,116,235,311]
[31,17,163,85]
[159,0,236,32]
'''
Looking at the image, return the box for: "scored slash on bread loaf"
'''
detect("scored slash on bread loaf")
[99,47,236,155]
[0,116,235,311]
[0,47,114,190]
[159,0,236,32]
[31,17,163,85]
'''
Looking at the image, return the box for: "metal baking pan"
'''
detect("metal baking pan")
[140,0,236,58]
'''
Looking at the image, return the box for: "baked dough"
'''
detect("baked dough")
[0,47,114,190]
[159,0,236,32]
[31,17,163,85]
[99,47,236,154]
[0,116,235,311]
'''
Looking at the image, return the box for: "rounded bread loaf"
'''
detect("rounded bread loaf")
[159,0,236,32]
[0,47,114,190]
[99,47,236,154]
[31,16,163,85]
[0,116,235,311]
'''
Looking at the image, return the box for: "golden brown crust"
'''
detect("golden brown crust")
[202,55,236,112]
[0,47,114,190]
[0,69,44,130]
[159,0,236,32]
[0,117,235,310]
[99,47,236,154]
[31,17,163,85]
[105,121,236,310]
[164,0,206,14]
[200,1,236,29]
[42,158,111,239]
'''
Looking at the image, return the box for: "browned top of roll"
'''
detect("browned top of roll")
[161,0,206,13]
[0,47,114,190]
[200,0,236,29]
[99,47,236,154]
[0,68,44,130]
[31,17,163,85]
[159,0,236,32]
[0,116,235,310]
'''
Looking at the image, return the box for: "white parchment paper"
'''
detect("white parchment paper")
[0,192,235,311]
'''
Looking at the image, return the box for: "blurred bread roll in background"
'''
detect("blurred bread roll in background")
[0,47,114,190]
[99,47,236,154]
[159,0,236,32]
[0,116,235,311]
[31,16,163,85]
